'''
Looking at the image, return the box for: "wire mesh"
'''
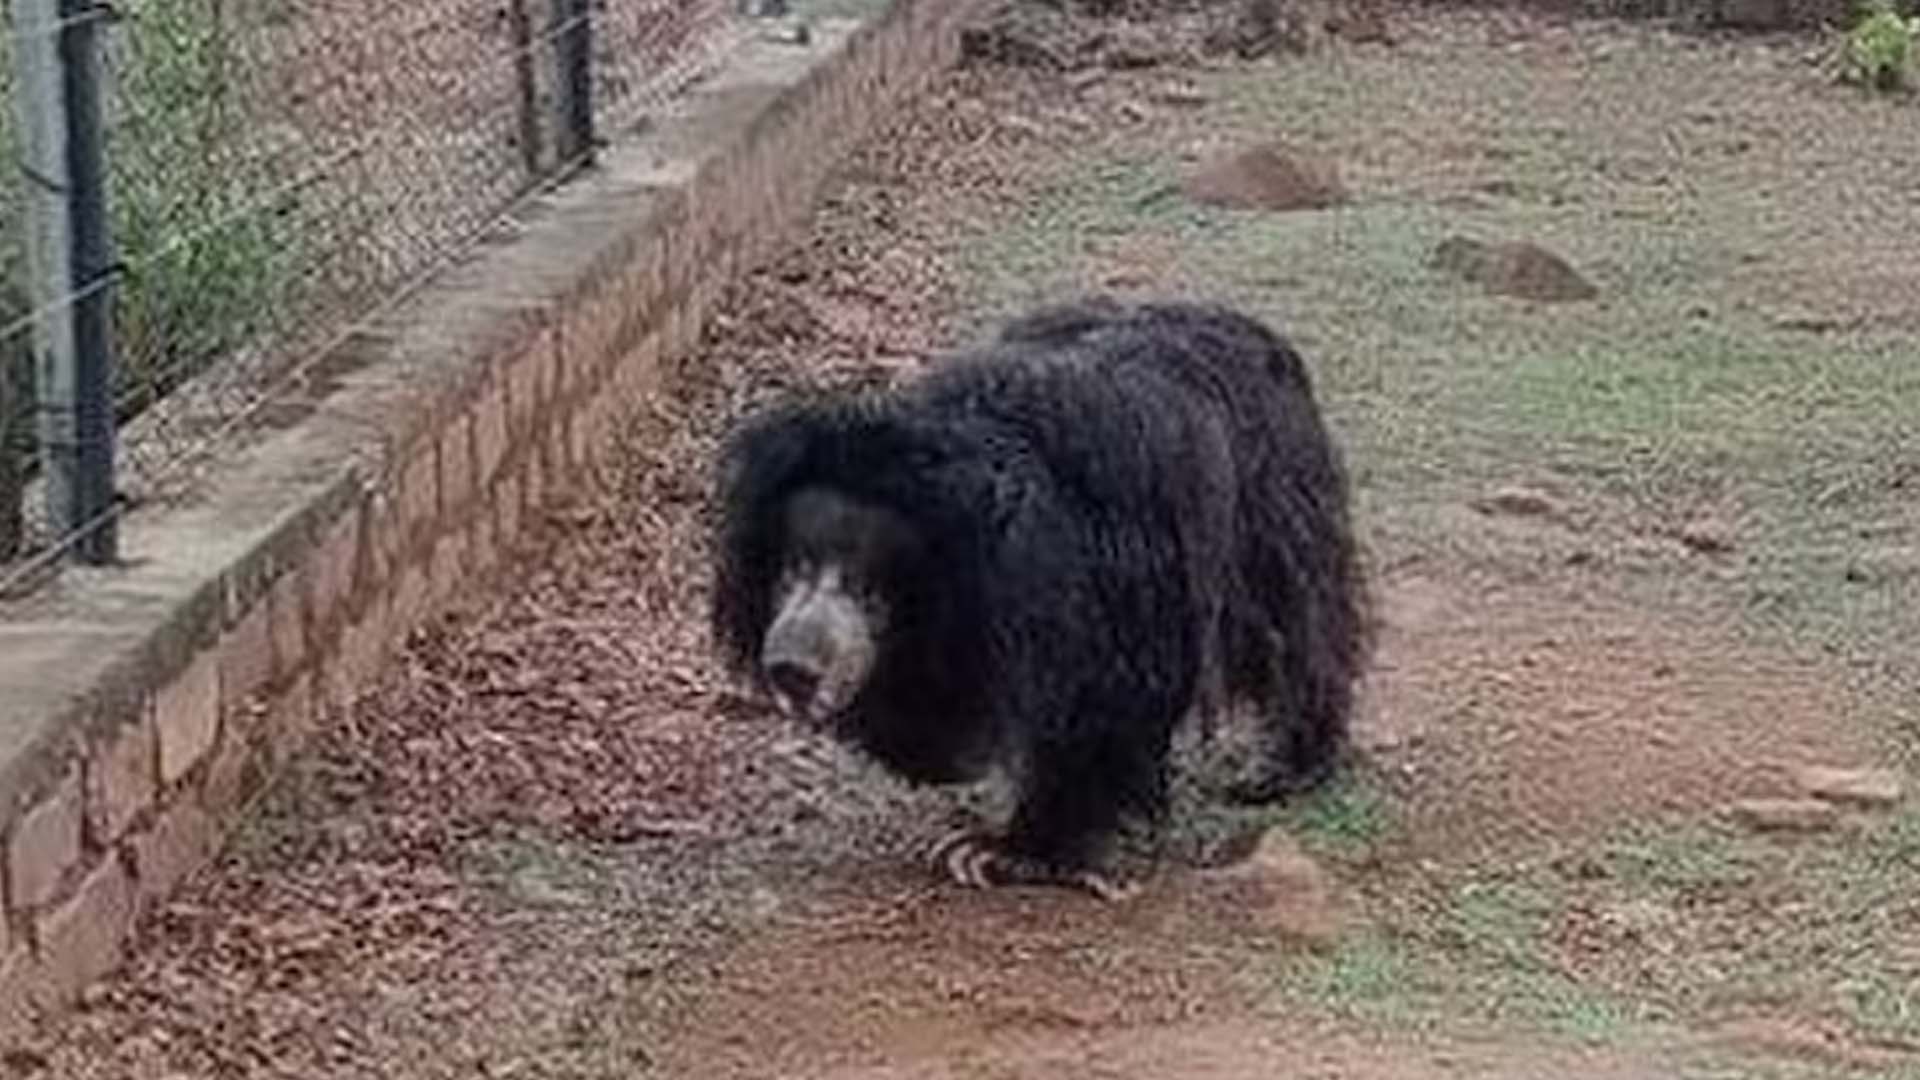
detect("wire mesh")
[1,0,740,590]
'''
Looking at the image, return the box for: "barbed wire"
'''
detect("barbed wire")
[1,0,746,595]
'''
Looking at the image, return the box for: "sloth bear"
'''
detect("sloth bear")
[711,296,1370,899]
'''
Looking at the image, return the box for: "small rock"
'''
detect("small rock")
[1149,79,1210,107]
[1731,797,1841,833]
[1601,899,1675,939]
[1677,518,1735,555]
[1473,484,1561,519]
[1796,766,1905,808]
[1844,545,1919,585]
[1183,142,1348,213]
[1202,829,1341,942]
[958,6,1080,70]
[1428,235,1598,303]
[1000,113,1046,139]
[1066,68,1107,91]
[1773,312,1840,334]
[1324,1,1393,44]
[1102,27,1170,70]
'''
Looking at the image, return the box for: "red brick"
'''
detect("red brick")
[129,798,216,907]
[576,393,609,470]
[218,595,275,710]
[86,712,157,845]
[264,674,315,768]
[495,471,523,551]
[270,565,309,680]
[428,532,470,610]
[34,854,134,1005]
[568,409,592,477]
[362,495,402,600]
[336,593,392,697]
[507,333,556,439]
[467,509,499,585]
[400,441,440,549]
[575,299,615,386]
[551,331,576,409]
[390,558,432,633]
[474,382,509,490]
[440,412,475,516]
[202,699,265,816]
[611,331,662,404]
[312,505,362,633]
[155,649,220,787]
[8,770,84,911]
[523,450,548,519]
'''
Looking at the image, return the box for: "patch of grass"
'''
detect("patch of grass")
[964,118,1920,682]
[1275,769,1393,857]
[1521,807,1920,1049]
[1274,877,1644,1044]
[1594,821,1759,893]
[1293,932,1426,1019]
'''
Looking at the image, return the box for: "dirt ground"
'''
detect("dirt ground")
[11,3,1919,1078]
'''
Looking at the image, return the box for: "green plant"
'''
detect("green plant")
[2,1,299,431]
[1840,0,1918,92]
[109,0,299,419]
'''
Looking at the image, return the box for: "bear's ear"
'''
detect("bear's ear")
[715,401,822,512]
[710,401,837,672]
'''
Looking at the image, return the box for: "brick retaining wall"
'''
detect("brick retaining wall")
[0,0,984,1045]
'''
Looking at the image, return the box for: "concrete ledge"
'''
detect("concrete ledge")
[0,0,982,1044]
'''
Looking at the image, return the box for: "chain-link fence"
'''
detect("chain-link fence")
[2,0,748,591]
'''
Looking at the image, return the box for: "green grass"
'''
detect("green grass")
[1263,805,1919,1066]
[1273,769,1394,858]
[941,48,1920,1063]
[954,118,1919,686]
[1270,886,1648,1044]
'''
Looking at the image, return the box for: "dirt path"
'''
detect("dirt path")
[14,4,1918,1078]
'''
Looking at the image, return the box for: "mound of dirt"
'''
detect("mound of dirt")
[959,3,1090,70]
[1195,829,1344,943]
[1428,235,1599,303]
[1202,0,1394,57]
[958,1,1190,72]
[1183,142,1350,212]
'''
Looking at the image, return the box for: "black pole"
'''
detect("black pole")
[55,0,119,563]
[11,0,119,565]
[551,0,595,171]
[507,0,546,181]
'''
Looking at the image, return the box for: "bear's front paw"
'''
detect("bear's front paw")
[926,829,1139,902]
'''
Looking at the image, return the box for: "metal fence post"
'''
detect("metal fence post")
[1,280,25,562]
[10,0,120,564]
[550,0,594,171]
[507,0,547,181]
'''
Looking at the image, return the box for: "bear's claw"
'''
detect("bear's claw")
[927,829,1139,902]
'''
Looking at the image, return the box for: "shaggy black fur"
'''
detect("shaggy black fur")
[711,296,1371,886]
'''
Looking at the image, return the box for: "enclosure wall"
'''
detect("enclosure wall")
[0,0,982,1043]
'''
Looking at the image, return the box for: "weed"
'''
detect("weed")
[1840,0,1918,92]
[109,0,300,418]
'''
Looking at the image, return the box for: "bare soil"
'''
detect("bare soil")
[11,3,1918,1078]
